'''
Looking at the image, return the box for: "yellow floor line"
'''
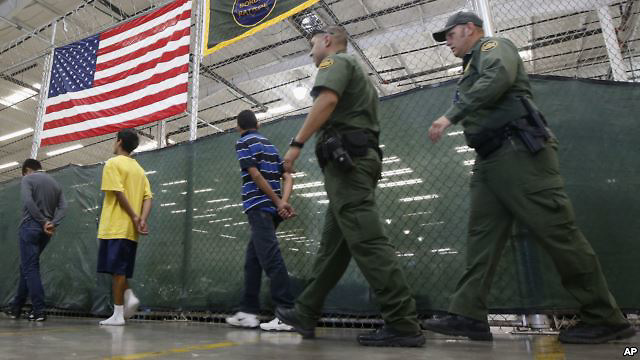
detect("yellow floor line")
[105,341,238,360]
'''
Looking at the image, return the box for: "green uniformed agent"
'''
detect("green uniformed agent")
[425,11,635,344]
[277,26,425,347]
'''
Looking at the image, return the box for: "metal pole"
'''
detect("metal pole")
[473,0,495,37]
[31,21,57,159]
[158,120,167,148]
[189,0,203,141]
[597,6,629,82]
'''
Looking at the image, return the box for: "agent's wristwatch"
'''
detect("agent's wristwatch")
[289,138,304,148]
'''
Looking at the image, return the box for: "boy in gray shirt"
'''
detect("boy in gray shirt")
[6,159,66,321]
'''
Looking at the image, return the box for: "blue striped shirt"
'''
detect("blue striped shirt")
[235,130,283,213]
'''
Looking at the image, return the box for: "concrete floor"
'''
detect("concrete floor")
[0,317,637,360]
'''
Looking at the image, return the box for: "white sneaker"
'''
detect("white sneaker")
[99,305,125,326]
[124,290,140,320]
[225,312,259,328]
[259,317,293,332]
[99,313,125,326]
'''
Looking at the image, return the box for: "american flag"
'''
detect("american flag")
[41,0,191,146]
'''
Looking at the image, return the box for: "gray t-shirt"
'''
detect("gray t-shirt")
[21,171,66,227]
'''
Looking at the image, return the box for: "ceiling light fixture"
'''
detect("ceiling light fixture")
[46,144,84,156]
[0,128,34,142]
[293,83,307,100]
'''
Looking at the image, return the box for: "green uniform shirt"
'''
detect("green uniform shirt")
[444,37,537,135]
[311,52,379,136]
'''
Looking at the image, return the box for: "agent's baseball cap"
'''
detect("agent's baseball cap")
[433,11,483,42]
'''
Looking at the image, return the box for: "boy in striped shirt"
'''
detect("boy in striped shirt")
[226,110,296,331]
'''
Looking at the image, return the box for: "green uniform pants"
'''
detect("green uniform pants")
[449,138,627,326]
[295,149,420,334]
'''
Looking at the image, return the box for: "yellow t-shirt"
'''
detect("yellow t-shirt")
[98,155,152,241]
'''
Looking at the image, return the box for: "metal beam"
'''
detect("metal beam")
[618,0,640,80]
[196,0,632,104]
[33,0,65,15]
[338,0,433,27]
[0,73,40,93]
[1,0,98,58]
[188,112,224,132]
[492,0,618,19]
[200,66,267,112]
[0,52,46,76]
[0,15,50,43]
[166,115,235,137]
[316,0,386,92]
[197,5,634,104]
[597,5,629,81]
[618,0,640,47]
[198,17,444,103]
[83,0,119,19]
[97,0,130,20]
[33,0,86,32]
[573,13,594,77]
[358,0,418,89]
[473,0,495,36]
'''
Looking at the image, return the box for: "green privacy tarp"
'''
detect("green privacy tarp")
[1,75,638,316]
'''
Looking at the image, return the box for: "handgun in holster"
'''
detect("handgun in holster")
[514,96,551,154]
[315,129,354,172]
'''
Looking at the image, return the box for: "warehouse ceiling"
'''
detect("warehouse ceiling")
[0,0,638,181]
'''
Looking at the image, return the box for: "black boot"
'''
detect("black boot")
[275,307,315,339]
[559,322,636,344]
[357,326,426,347]
[423,314,492,341]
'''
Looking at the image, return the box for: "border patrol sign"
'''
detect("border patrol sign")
[204,0,319,55]
[233,0,276,27]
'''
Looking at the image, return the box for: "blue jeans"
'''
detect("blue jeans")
[11,219,50,313]
[240,209,294,314]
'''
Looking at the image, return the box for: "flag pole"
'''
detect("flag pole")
[31,21,57,158]
[189,0,203,142]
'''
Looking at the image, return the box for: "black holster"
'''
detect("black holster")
[315,129,382,172]
[466,98,551,158]
[515,96,550,154]
[465,126,511,158]
[510,119,548,154]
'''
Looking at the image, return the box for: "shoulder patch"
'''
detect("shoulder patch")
[481,40,498,52]
[319,58,334,69]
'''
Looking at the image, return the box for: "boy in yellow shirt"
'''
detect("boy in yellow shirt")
[97,129,152,326]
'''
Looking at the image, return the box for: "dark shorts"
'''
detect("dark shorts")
[97,239,138,278]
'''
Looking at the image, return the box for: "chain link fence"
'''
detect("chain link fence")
[490,0,639,81]
[1,0,639,331]
[2,76,640,330]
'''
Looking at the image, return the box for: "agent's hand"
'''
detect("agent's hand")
[283,147,301,173]
[428,116,452,143]
[43,221,55,237]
